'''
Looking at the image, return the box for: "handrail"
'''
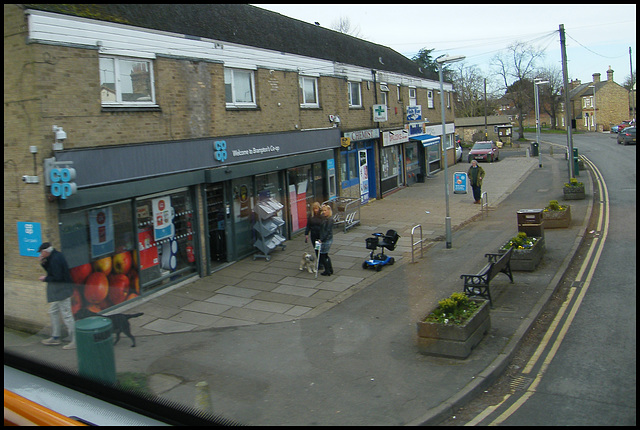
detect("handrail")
[481,191,489,217]
[411,224,424,263]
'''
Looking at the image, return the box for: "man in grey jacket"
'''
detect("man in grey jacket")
[38,242,76,349]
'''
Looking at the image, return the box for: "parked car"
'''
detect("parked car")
[617,127,636,145]
[611,121,631,133]
[468,141,500,162]
[455,141,463,162]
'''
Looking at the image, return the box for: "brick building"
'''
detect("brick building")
[567,67,629,132]
[4,4,458,329]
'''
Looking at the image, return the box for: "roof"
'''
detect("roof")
[22,4,436,81]
[454,115,513,127]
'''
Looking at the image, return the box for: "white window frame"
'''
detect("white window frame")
[348,81,362,107]
[299,76,319,108]
[397,85,401,102]
[409,87,417,106]
[225,68,257,108]
[99,55,156,106]
[427,90,434,109]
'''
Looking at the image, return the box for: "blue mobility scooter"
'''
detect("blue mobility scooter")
[362,229,400,271]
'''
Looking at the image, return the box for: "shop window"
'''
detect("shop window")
[136,189,197,291]
[59,201,138,314]
[99,56,156,106]
[286,166,314,232]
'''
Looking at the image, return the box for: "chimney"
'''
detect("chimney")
[592,73,601,83]
[570,79,581,89]
[606,66,614,82]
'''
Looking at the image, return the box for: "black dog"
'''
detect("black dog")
[75,309,144,347]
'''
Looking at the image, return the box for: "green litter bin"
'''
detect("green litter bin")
[572,147,580,176]
[76,316,116,385]
[530,142,539,156]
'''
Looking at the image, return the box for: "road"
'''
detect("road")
[441,132,636,426]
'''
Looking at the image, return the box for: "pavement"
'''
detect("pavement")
[5,143,594,425]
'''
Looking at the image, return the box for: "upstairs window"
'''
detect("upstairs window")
[409,87,417,106]
[225,68,256,107]
[299,76,319,107]
[99,56,156,106]
[427,90,434,108]
[348,82,362,107]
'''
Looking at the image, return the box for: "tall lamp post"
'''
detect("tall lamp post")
[437,54,465,249]
[534,78,549,168]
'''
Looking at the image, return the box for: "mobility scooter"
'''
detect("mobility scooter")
[362,229,400,271]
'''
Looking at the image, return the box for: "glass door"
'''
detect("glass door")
[231,177,255,260]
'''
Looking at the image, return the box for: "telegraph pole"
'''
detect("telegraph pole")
[631,47,636,123]
[559,24,575,180]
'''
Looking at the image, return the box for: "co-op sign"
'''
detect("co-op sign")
[213,140,281,163]
[44,158,77,199]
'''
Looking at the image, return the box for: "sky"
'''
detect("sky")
[254,4,636,90]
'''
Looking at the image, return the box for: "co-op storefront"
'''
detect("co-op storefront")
[53,128,339,312]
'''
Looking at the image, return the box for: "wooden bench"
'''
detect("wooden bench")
[460,247,514,306]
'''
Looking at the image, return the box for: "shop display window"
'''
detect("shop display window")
[59,201,138,315]
[136,189,197,291]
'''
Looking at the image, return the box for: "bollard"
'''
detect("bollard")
[195,381,212,414]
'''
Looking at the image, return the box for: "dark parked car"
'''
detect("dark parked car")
[468,141,500,162]
[617,127,636,145]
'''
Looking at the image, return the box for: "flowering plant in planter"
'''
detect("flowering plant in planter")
[500,232,540,251]
[543,199,567,212]
[564,178,584,189]
[422,292,480,325]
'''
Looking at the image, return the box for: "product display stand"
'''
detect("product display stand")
[253,198,286,261]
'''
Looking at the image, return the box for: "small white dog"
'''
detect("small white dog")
[299,252,316,273]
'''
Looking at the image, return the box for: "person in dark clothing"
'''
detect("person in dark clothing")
[467,160,486,204]
[38,242,76,349]
[317,204,334,276]
[305,201,325,270]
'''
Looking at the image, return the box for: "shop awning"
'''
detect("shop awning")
[410,134,440,147]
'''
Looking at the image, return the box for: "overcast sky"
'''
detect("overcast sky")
[254,4,636,89]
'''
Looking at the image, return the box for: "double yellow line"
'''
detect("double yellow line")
[467,156,609,426]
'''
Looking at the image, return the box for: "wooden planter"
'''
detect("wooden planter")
[499,237,545,271]
[543,205,571,229]
[563,185,585,200]
[416,300,491,359]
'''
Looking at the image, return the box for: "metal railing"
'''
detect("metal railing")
[411,224,425,263]
[481,191,489,217]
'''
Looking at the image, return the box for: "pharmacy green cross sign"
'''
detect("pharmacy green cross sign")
[373,104,387,122]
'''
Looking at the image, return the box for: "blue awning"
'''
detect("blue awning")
[410,134,440,147]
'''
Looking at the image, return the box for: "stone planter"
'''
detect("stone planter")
[542,205,571,229]
[563,185,585,200]
[499,237,545,271]
[416,299,491,359]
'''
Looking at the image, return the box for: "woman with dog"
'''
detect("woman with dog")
[317,204,334,276]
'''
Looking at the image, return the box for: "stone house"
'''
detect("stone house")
[567,67,629,132]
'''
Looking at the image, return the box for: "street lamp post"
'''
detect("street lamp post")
[437,54,465,249]
[534,78,549,168]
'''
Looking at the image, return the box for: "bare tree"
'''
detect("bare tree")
[330,16,362,38]
[451,62,499,118]
[492,42,545,140]
[535,66,563,130]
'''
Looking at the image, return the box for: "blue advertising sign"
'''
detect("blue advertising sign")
[17,222,42,257]
[407,106,422,122]
[453,172,468,194]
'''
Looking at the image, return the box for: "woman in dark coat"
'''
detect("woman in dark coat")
[317,204,334,276]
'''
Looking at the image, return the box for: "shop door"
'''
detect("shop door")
[358,150,370,204]
[231,177,255,259]
[205,183,228,269]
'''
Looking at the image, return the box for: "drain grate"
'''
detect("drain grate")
[510,375,533,392]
